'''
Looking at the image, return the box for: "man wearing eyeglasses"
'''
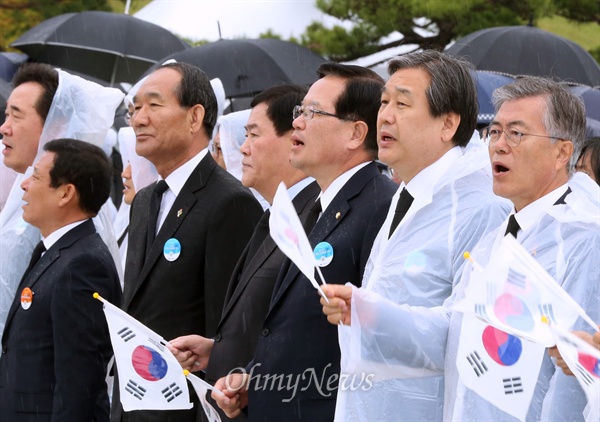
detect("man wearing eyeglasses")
[441,76,599,421]
[212,63,397,421]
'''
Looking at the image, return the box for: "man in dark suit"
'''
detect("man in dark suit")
[213,63,398,420]
[113,62,262,422]
[169,84,319,420]
[0,138,121,421]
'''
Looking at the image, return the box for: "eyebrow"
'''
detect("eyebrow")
[7,104,24,114]
[245,123,258,131]
[490,119,529,128]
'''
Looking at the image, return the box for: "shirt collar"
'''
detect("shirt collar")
[320,161,371,212]
[287,177,315,201]
[42,219,88,251]
[162,148,209,197]
[403,146,462,199]
[511,183,569,232]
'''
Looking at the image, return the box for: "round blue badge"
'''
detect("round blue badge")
[163,238,181,262]
[314,242,334,267]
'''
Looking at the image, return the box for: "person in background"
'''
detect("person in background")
[0,138,121,421]
[212,109,270,210]
[575,136,600,184]
[0,63,123,345]
[112,62,262,422]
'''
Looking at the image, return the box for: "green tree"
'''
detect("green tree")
[0,0,115,51]
[302,0,599,61]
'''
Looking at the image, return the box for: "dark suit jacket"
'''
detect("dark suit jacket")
[114,153,263,422]
[0,219,121,422]
[206,181,320,384]
[247,162,397,422]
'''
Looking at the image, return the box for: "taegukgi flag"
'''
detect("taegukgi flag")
[94,293,192,411]
[456,313,545,421]
[454,235,596,347]
[269,182,327,299]
[549,324,600,422]
[185,370,222,422]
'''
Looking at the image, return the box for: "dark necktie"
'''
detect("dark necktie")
[389,188,414,238]
[146,180,169,253]
[303,198,322,234]
[244,210,271,265]
[504,214,521,238]
[21,240,46,281]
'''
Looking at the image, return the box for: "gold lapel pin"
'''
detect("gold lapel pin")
[335,212,341,220]
[177,209,183,218]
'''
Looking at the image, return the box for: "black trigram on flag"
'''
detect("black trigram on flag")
[538,303,556,323]
[503,377,523,394]
[474,304,488,321]
[117,326,136,342]
[162,382,183,402]
[126,379,147,400]
[507,268,526,289]
[575,364,594,386]
[467,351,488,377]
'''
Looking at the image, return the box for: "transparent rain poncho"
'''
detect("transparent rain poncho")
[334,134,512,421]
[0,69,124,344]
[340,170,600,421]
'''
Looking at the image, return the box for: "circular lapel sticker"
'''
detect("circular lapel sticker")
[163,238,181,262]
[314,242,334,267]
[21,287,33,310]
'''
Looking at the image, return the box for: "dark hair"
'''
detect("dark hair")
[317,63,385,158]
[579,137,600,184]
[157,62,218,139]
[12,63,59,123]
[251,84,308,136]
[44,139,112,215]
[388,50,478,147]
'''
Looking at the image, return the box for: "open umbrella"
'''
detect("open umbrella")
[149,39,326,99]
[0,78,13,126]
[11,11,189,86]
[0,52,28,82]
[570,85,600,121]
[474,70,515,125]
[446,25,600,86]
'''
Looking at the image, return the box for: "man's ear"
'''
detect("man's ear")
[555,140,573,172]
[347,120,369,151]
[57,183,78,208]
[189,104,206,134]
[441,112,461,144]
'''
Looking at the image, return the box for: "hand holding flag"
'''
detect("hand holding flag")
[184,370,223,422]
[269,182,328,302]
[93,293,192,411]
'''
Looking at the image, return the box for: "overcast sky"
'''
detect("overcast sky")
[135,0,348,41]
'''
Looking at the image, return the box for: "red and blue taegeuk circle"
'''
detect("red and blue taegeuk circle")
[131,345,168,381]
[482,325,522,366]
[494,293,535,332]
[578,352,600,378]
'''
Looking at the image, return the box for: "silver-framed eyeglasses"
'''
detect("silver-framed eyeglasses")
[482,126,562,147]
[293,105,345,121]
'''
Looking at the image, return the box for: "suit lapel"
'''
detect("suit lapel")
[2,220,95,344]
[269,168,378,308]
[130,155,215,302]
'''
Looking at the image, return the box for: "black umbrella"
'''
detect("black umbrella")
[446,25,600,86]
[10,11,189,86]
[474,70,515,125]
[0,52,28,82]
[149,39,327,98]
[0,78,13,126]
[570,85,600,121]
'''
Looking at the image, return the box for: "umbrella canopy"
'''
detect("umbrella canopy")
[11,11,189,86]
[474,70,515,125]
[0,78,13,126]
[446,25,600,86]
[149,39,327,98]
[570,85,600,121]
[0,52,28,82]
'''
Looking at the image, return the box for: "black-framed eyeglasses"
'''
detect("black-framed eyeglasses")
[482,126,562,147]
[293,105,346,121]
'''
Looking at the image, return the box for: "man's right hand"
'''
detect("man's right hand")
[212,373,249,418]
[167,335,215,371]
